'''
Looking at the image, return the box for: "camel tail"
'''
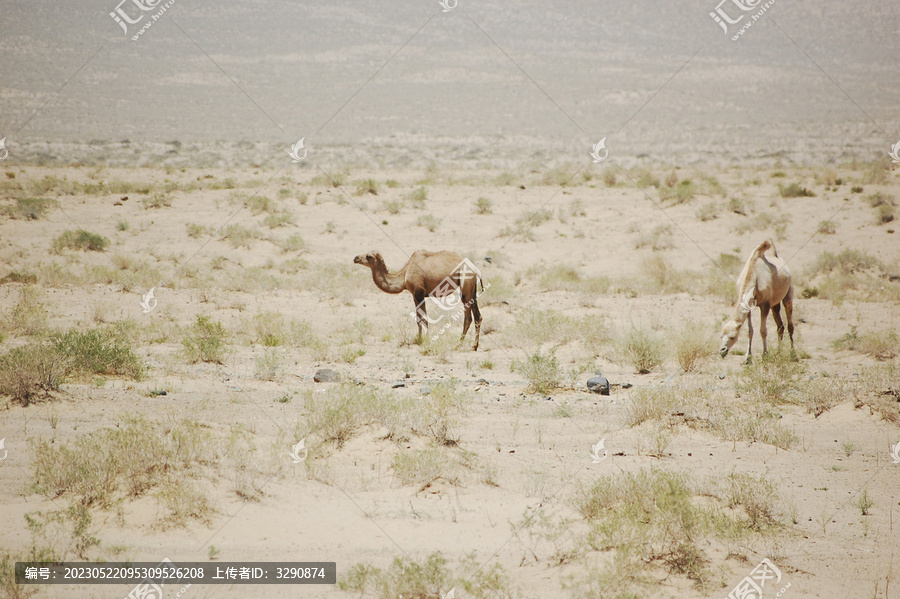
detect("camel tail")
[736,239,773,302]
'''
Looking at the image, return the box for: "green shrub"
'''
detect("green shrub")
[513,350,561,394]
[834,326,899,361]
[53,329,145,380]
[619,327,665,374]
[779,183,815,198]
[51,230,109,253]
[31,416,214,509]
[474,197,493,214]
[2,197,59,220]
[416,214,440,231]
[406,187,428,208]
[0,343,68,404]
[141,192,172,209]
[182,315,229,363]
[354,178,379,196]
[0,271,38,285]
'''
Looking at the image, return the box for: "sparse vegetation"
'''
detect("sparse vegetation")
[619,326,665,374]
[514,350,562,394]
[182,315,229,364]
[1,197,59,220]
[779,182,815,198]
[354,178,379,196]
[474,197,493,214]
[416,214,441,231]
[51,230,109,253]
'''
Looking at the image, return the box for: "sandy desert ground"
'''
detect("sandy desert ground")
[0,160,898,598]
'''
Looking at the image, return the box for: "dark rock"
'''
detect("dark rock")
[392,382,405,388]
[587,376,610,395]
[313,369,340,383]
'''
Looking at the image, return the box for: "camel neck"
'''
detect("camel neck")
[371,258,406,294]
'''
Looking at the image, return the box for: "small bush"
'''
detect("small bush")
[391,448,458,487]
[263,211,295,228]
[738,350,805,404]
[619,327,665,374]
[0,271,38,285]
[659,179,695,204]
[602,167,617,187]
[339,553,453,599]
[354,178,379,196]
[254,348,282,381]
[141,192,172,209]
[672,323,715,372]
[2,287,48,336]
[417,214,441,232]
[474,197,493,214]
[242,194,276,214]
[779,183,815,198]
[514,350,561,394]
[406,187,428,208]
[834,327,899,361]
[53,329,144,380]
[278,233,306,253]
[817,220,836,234]
[51,230,109,253]
[0,343,68,404]
[182,315,229,364]
[31,417,214,509]
[185,223,209,238]
[219,224,259,248]
[696,202,719,221]
[877,203,895,224]
[727,197,748,215]
[2,197,59,220]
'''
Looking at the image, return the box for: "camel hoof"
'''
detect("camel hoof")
[744,356,753,365]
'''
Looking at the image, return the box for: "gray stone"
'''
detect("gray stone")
[587,375,610,395]
[314,369,340,383]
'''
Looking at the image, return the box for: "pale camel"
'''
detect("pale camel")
[353,250,482,350]
[719,239,795,360]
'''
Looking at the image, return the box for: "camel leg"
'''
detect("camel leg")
[772,304,785,343]
[413,291,427,340]
[783,297,795,350]
[759,302,770,355]
[745,310,754,364]
[471,298,482,351]
[460,293,473,344]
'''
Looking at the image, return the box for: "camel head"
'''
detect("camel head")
[353,251,382,268]
[719,320,741,358]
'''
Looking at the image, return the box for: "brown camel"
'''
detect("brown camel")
[353,250,483,350]
[719,239,795,360]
